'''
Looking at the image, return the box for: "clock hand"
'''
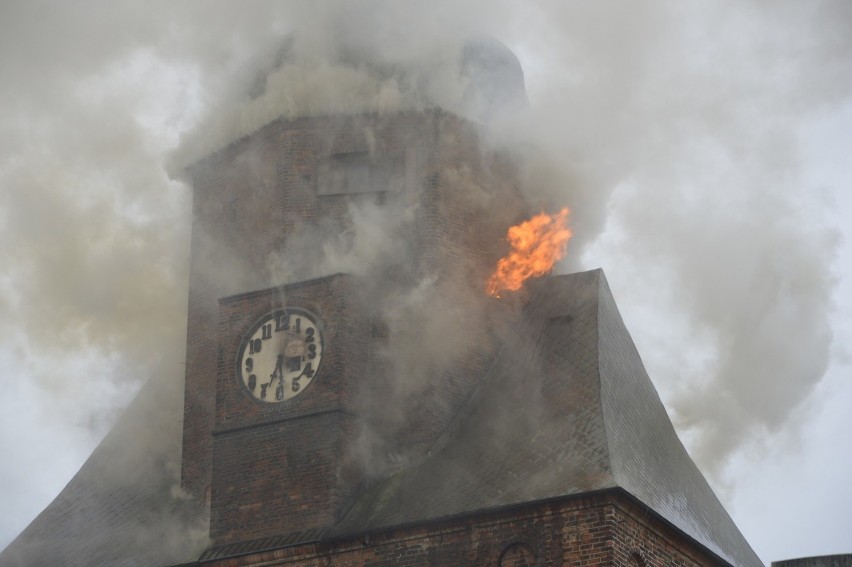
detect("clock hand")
[268,354,284,387]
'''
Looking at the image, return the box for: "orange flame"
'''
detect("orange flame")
[486,208,572,297]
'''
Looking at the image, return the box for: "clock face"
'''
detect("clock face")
[237,308,324,403]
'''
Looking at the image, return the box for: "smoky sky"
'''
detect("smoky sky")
[1,1,850,563]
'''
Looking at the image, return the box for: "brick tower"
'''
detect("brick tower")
[181,109,529,544]
[0,38,764,567]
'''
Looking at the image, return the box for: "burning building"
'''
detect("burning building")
[0,37,762,567]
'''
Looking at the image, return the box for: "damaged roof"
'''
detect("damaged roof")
[0,368,207,567]
[1,269,761,567]
[332,269,762,567]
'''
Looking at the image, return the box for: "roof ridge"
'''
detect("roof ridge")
[590,269,616,484]
[594,271,762,567]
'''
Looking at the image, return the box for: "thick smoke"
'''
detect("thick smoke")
[177,0,845,489]
[553,3,849,482]
[1,0,848,561]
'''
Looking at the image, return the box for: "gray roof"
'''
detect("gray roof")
[1,269,761,567]
[333,269,762,567]
[0,369,208,567]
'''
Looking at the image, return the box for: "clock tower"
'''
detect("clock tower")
[212,274,369,543]
[0,37,765,567]
[181,109,528,545]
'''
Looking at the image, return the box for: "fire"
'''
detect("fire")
[486,208,572,297]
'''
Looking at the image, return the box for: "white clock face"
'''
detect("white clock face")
[237,308,323,403]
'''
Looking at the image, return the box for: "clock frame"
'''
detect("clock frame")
[236,307,324,403]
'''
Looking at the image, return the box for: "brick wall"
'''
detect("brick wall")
[211,275,368,543]
[609,494,723,567]
[183,109,528,540]
[215,275,366,430]
[182,118,286,500]
[211,411,357,544]
[194,490,727,566]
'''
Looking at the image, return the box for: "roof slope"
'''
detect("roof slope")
[336,269,761,567]
[3,269,761,567]
[596,270,760,566]
[0,369,208,567]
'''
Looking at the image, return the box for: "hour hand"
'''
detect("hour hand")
[268,354,284,386]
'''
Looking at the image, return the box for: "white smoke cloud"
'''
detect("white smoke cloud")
[1,1,849,563]
[545,2,848,482]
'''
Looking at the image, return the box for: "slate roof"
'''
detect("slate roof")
[0,368,208,567]
[331,269,762,567]
[1,269,761,567]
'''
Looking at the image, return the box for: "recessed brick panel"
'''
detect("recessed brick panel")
[215,275,367,431]
[210,411,358,544]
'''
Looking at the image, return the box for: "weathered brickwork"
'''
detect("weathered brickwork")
[608,495,723,567]
[182,110,525,498]
[183,110,528,538]
[211,412,358,544]
[179,108,749,567]
[211,275,369,543]
[182,117,287,500]
[194,491,728,566]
